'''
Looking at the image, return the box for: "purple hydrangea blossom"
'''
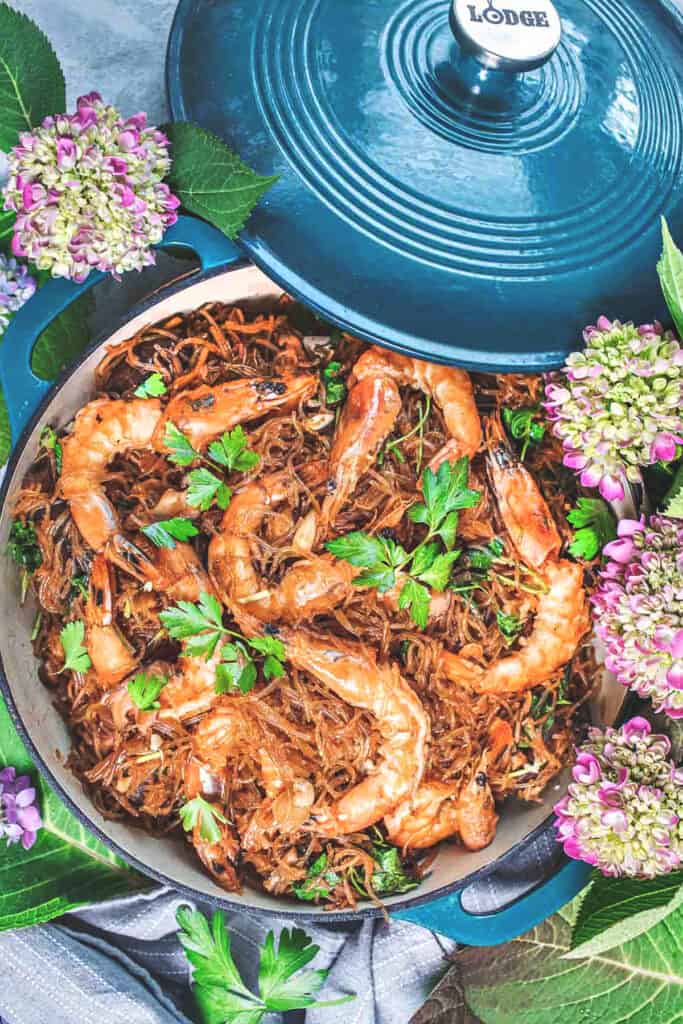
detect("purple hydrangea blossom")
[544,317,683,502]
[0,766,42,850]
[0,253,36,333]
[555,717,683,877]
[592,515,683,720]
[3,92,180,282]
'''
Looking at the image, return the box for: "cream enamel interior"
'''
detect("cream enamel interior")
[0,263,627,914]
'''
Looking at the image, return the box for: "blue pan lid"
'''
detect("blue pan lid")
[167,0,683,371]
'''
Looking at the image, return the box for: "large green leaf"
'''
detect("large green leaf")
[0,696,146,931]
[0,383,10,466]
[0,3,65,150]
[0,209,15,255]
[456,898,683,1024]
[567,871,683,960]
[410,968,482,1024]
[658,218,683,340]
[165,122,277,239]
[30,291,94,380]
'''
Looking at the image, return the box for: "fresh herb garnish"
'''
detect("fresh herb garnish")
[207,426,261,473]
[7,519,42,602]
[160,592,286,684]
[127,671,168,711]
[59,620,92,673]
[502,406,545,461]
[379,396,431,474]
[176,906,354,1023]
[70,574,88,601]
[326,459,479,627]
[141,517,199,549]
[496,610,523,646]
[179,796,228,844]
[567,497,617,560]
[40,424,62,473]
[368,843,418,896]
[186,468,232,512]
[321,360,347,406]
[163,421,199,466]
[293,853,341,902]
[134,372,167,398]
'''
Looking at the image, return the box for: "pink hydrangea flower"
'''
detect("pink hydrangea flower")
[0,766,42,850]
[544,317,683,501]
[555,717,683,877]
[4,92,180,282]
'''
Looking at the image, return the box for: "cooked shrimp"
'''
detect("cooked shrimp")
[385,719,511,850]
[61,398,163,551]
[151,372,317,451]
[85,554,138,687]
[486,421,561,570]
[184,754,240,891]
[159,647,223,721]
[281,630,429,836]
[440,560,589,693]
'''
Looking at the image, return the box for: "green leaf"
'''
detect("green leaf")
[186,467,232,511]
[457,898,683,1024]
[417,550,462,591]
[31,292,94,381]
[353,567,396,593]
[663,464,683,519]
[163,421,198,467]
[567,497,617,560]
[325,531,387,568]
[0,385,11,466]
[0,4,65,150]
[502,406,545,461]
[369,844,418,896]
[159,591,226,658]
[179,796,228,844]
[409,541,440,577]
[658,217,683,340]
[165,122,277,239]
[59,619,91,673]
[127,672,168,711]
[134,372,167,398]
[496,610,522,645]
[398,578,431,628]
[40,424,62,473]
[7,518,41,573]
[321,361,347,407]
[141,517,199,549]
[567,872,683,959]
[177,906,255,1002]
[293,854,340,902]
[216,645,258,695]
[207,426,260,473]
[0,697,145,931]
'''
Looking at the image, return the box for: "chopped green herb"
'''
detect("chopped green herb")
[293,853,341,902]
[179,796,228,844]
[496,610,523,646]
[502,406,546,461]
[321,360,347,406]
[160,590,227,659]
[59,620,92,673]
[215,642,258,694]
[70,575,89,601]
[186,467,232,511]
[141,517,199,549]
[7,519,42,574]
[163,421,199,466]
[127,671,168,711]
[567,497,617,560]
[40,424,62,473]
[207,425,260,473]
[379,396,431,473]
[248,634,286,679]
[369,843,418,896]
[134,372,167,398]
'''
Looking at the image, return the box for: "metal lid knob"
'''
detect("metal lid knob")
[450,0,562,72]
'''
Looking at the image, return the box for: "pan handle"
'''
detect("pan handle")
[391,857,591,946]
[0,215,243,442]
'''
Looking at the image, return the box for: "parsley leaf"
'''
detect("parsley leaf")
[325,531,388,568]
[497,610,523,646]
[215,643,258,694]
[293,853,340,902]
[159,591,226,659]
[186,468,232,511]
[70,575,89,601]
[40,424,62,473]
[321,361,347,406]
[176,906,354,1023]
[141,517,199,549]
[398,579,431,629]
[179,797,228,844]
[207,426,260,473]
[134,372,167,398]
[369,844,418,896]
[416,549,462,591]
[127,672,168,711]
[567,497,617,560]
[59,620,92,673]
[163,421,199,466]
[7,519,42,575]
[248,635,286,679]
[502,406,546,461]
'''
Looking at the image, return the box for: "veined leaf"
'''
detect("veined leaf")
[658,218,683,340]
[0,384,10,466]
[165,122,277,239]
[457,897,683,1024]
[0,4,65,150]
[0,697,145,931]
[31,292,95,381]
[567,871,683,959]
